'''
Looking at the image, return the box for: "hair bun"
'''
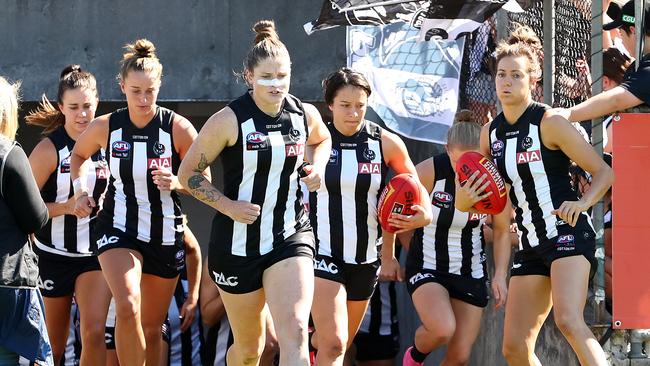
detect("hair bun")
[60,64,82,79]
[128,39,156,59]
[252,20,279,44]
[454,109,476,124]
[507,24,542,52]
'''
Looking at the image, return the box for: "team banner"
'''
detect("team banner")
[305,0,523,35]
[419,0,521,41]
[305,0,430,35]
[347,23,464,143]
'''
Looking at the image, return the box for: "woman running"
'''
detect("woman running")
[70,39,207,366]
[27,64,112,366]
[308,67,429,365]
[486,25,613,366]
[400,113,512,366]
[178,20,331,365]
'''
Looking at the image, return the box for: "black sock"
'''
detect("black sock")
[410,345,429,363]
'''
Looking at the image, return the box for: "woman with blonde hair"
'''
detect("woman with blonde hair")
[0,76,51,365]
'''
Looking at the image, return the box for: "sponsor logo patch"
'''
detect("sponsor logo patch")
[153,141,166,156]
[97,235,119,248]
[521,136,534,150]
[328,149,339,165]
[288,127,301,142]
[213,271,239,287]
[285,143,304,157]
[358,162,381,174]
[147,157,172,170]
[363,147,376,161]
[38,278,55,291]
[60,155,71,173]
[491,140,504,158]
[432,191,453,209]
[516,150,541,164]
[111,141,131,159]
[469,213,487,221]
[314,259,339,274]
[409,272,435,285]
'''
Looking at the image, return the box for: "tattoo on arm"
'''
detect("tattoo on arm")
[186,173,224,206]
[197,153,209,171]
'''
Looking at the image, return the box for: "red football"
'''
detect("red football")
[455,151,507,215]
[377,173,422,233]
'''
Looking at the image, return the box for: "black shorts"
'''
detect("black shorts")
[209,229,315,294]
[405,268,489,308]
[314,254,379,301]
[511,227,597,278]
[353,332,400,361]
[34,246,101,297]
[94,224,185,279]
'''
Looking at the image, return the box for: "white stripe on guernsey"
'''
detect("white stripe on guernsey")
[364,138,382,263]
[341,149,359,262]
[76,159,97,253]
[504,136,530,248]
[259,131,286,255]
[133,142,151,242]
[34,239,92,258]
[527,124,557,241]
[281,113,307,241]
[51,146,71,252]
[158,131,177,244]
[315,182,332,257]
[110,129,127,232]
[422,179,444,270]
[470,224,485,278]
[214,317,231,366]
[233,119,258,256]
[447,208,471,276]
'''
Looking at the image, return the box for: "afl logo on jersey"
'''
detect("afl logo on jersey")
[433,191,453,209]
[153,141,165,156]
[363,147,376,161]
[60,155,71,173]
[246,132,269,151]
[521,136,533,150]
[491,140,504,158]
[288,127,301,142]
[111,141,131,159]
[328,149,339,165]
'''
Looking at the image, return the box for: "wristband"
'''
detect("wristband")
[72,177,88,198]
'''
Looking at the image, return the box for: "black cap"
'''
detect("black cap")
[604,1,650,32]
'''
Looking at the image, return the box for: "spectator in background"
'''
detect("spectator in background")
[600,48,632,153]
[0,76,52,365]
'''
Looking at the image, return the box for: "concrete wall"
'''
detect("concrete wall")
[1,0,346,101]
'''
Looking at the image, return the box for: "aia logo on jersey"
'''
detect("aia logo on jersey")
[60,156,71,173]
[96,166,110,179]
[153,141,165,156]
[433,191,453,209]
[469,213,487,221]
[516,150,541,164]
[246,132,269,151]
[148,157,171,170]
[491,140,504,158]
[358,162,381,174]
[363,147,376,161]
[111,141,131,159]
[286,143,304,157]
[328,149,339,165]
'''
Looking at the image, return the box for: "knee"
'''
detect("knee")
[142,323,164,343]
[502,338,530,363]
[316,332,347,359]
[277,315,309,345]
[81,321,107,347]
[422,321,455,346]
[114,294,140,321]
[554,311,585,338]
[445,346,472,366]
[234,341,265,364]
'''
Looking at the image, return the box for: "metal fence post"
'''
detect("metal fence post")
[543,0,555,106]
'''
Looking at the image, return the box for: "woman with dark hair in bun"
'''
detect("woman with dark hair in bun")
[69,40,208,366]
[27,65,112,365]
[308,67,429,366]
[485,25,612,365]
[178,20,331,365]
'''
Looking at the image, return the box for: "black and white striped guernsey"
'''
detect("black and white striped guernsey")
[35,126,108,256]
[488,102,593,250]
[167,273,202,365]
[409,153,487,278]
[309,121,387,264]
[202,317,233,366]
[210,92,310,257]
[98,106,184,245]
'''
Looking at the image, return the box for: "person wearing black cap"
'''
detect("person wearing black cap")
[558,0,650,122]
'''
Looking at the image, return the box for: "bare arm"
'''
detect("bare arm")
[301,103,331,192]
[28,138,74,217]
[567,86,642,122]
[542,113,614,226]
[179,225,202,332]
[490,197,513,309]
[199,258,226,327]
